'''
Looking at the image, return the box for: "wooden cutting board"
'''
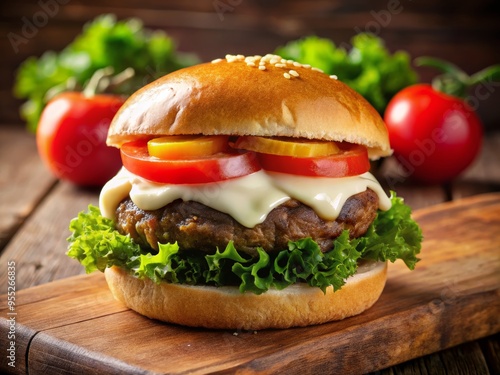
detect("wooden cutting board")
[1,193,500,375]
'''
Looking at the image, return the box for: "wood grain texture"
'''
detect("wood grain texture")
[481,334,500,375]
[381,339,492,375]
[1,193,499,375]
[0,180,96,291]
[2,1,500,128]
[452,132,500,200]
[0,130,496,294]
[0,126,56,250]
[378,132,500,209]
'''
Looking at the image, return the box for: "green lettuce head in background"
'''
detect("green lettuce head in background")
[13,14,199,132]
[275,33,418,114]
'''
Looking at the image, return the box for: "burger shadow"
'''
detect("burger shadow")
[376,157,500,194]
[120,273,437,337]
[108,275,455,373]
[70,184,103,195]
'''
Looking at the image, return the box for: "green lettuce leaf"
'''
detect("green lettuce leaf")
[357,192,422,269]
[67,205,140,273]
[13,14,199,132]
[67,193,421,294]
[274,34,418,114]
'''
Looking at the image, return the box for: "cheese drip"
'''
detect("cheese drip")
[99,167,391,228]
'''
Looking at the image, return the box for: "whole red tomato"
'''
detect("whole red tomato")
[384,84,483,184]
[36,92,124,186]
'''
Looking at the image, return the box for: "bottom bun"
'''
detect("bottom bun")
[104,261,387,330]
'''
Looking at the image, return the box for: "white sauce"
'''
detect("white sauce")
[99,167,391,228]
[268,171,391,220]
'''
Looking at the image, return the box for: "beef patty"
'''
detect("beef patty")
[115,189,379,257]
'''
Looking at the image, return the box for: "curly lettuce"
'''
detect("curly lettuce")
[67,193,422,294]
[14,14,199,132]
[274,34,418,114]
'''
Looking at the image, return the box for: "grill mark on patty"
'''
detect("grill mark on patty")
[115,189,379,257]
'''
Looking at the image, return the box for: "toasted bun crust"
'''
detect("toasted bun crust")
[107,55,391,159]
[104,261,387,330]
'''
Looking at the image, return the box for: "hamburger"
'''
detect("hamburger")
[67,54,422,330]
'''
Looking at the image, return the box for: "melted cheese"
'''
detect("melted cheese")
[99,167,391,228]
[268,172,391,220]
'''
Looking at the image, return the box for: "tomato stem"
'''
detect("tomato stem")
[44,77,78,102]
[415,56,500,99]
[82,67,135,98]
[109,68,135,89]
[83,67,114,97]
[469,65,500,86]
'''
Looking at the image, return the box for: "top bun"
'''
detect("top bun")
[107,54,391,158]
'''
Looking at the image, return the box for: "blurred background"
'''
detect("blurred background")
[1,0,499,130]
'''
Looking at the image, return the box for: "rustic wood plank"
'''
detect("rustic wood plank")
[375,333,500,374]
[1,193,498,374]
[0,273,127,374]
[0,273,127,330]
[0,319,37,375]
[28,333,147,375]
[481,333,500,375]
[0,126,57,251]
[377,157,448,210]
[378,130,500,211]
[0,131,495,291]
[437,342,490,375]
[452,132,500,200]
[2,1,500,129]
[0,181,97,291]
[3,0,499,32]
[2,9,497,68]
[6,128,493,291]
[377,340,491,375]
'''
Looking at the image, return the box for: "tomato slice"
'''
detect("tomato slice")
[147,135,229,160]
[233,136,340,157]
[256,144,370,177]
[121,140,261,184]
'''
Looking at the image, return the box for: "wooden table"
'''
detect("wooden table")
[0,125,499,374]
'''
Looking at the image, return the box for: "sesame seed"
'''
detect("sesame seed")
[261,54,274,62]
[211,55,333,81]
[226,54,246,63]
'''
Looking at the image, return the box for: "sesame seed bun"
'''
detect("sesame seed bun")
[107,54,391,159]
[104,261,387,330]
